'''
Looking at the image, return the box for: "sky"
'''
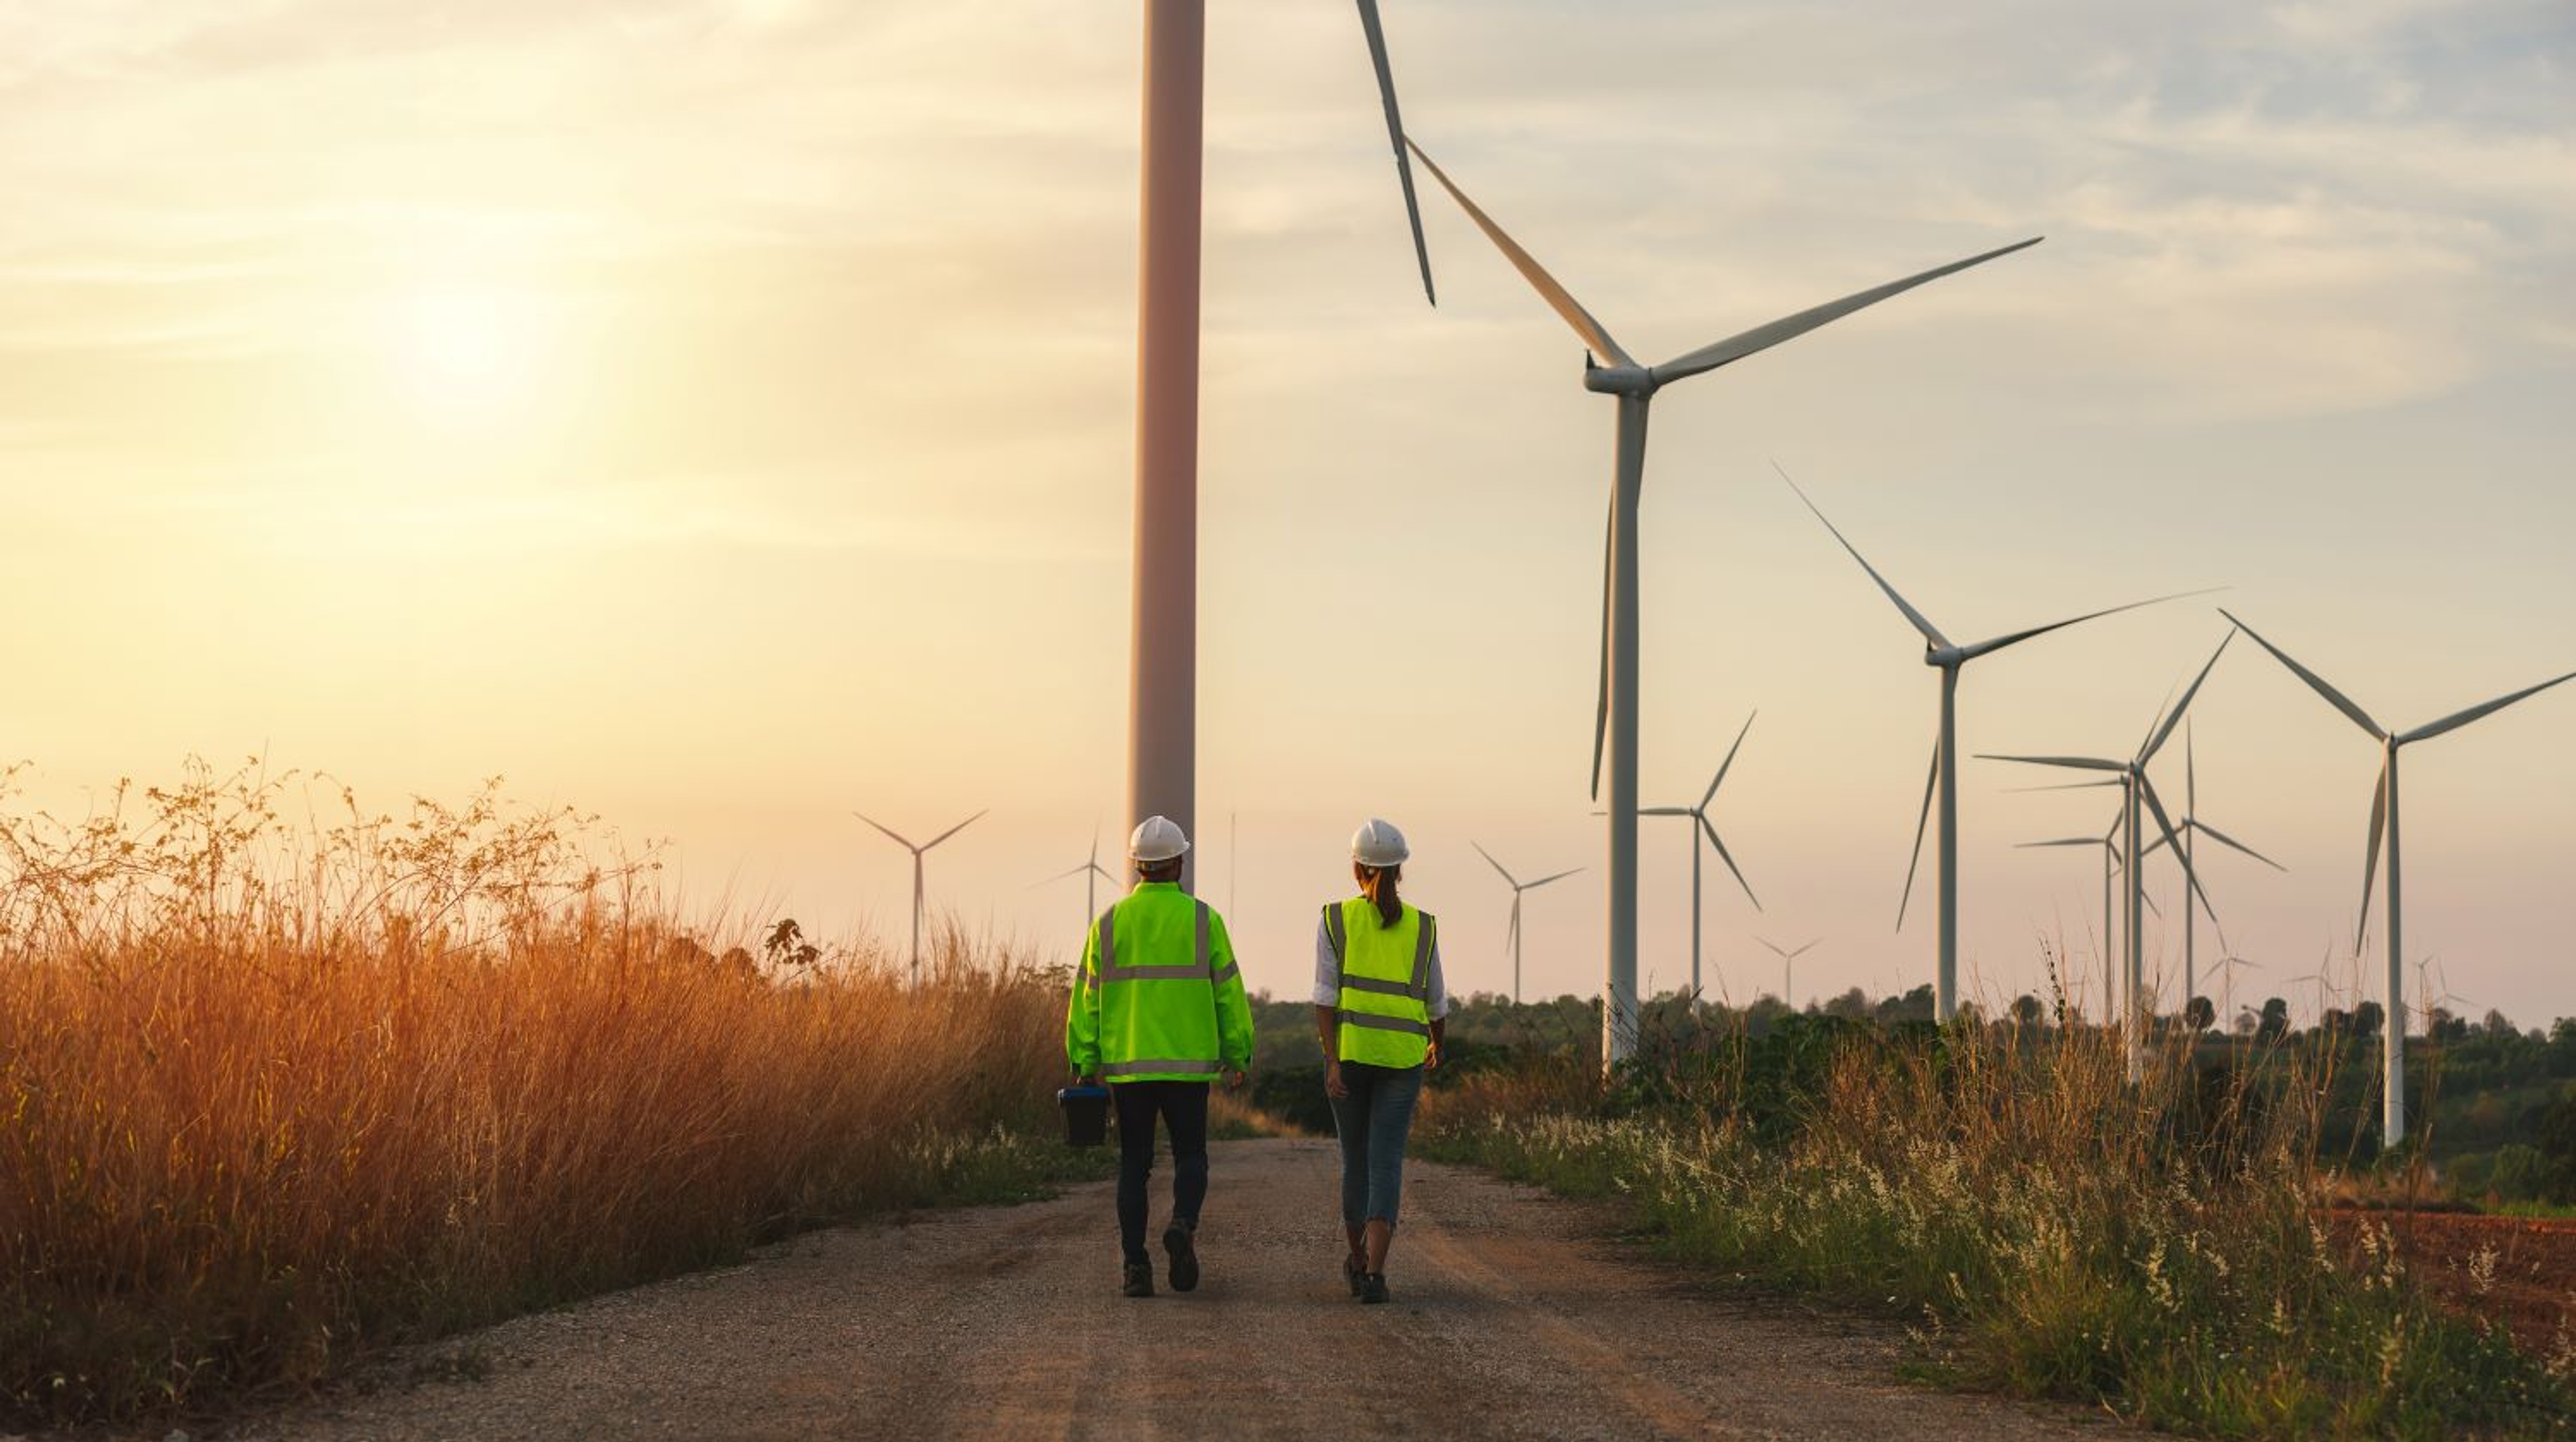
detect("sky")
[3,0,2571,1025]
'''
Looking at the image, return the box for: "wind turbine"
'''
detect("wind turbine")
[853,810,986,985]
[2222,608,2576,1147]
[1982,630,2234,1072]
[2140,722,2285,1010]
[1036,829,1119,938]
[1756,936,1819,1007]
[2012,804,2125,1024]
[1780,466,2210,1021]
[1127,2,1434,891]
[2208,950,2259,1026]
[1641,711,1762,997]
[1406,140,2039,1067]
[1470,841,1582,1004]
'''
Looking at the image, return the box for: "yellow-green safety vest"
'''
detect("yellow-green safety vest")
[1324,897,1435,1068]
[1065,882,1255,1083]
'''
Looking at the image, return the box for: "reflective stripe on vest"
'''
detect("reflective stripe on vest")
[1097,899,1222,983]
[1100,1057,1222,1078]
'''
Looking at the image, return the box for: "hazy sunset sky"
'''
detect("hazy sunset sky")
[5,1,2571,1023]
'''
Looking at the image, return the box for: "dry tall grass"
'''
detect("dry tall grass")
[0,762,1071,1426]
[1424,1015,2572,1438]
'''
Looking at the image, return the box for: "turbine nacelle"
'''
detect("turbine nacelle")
[1581,358,1658,397]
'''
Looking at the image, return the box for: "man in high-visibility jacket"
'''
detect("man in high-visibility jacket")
[1067,815,1254,1298]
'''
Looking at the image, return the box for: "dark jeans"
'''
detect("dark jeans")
[1328,1061,1425,1231]
[1112,1080,1210,1267]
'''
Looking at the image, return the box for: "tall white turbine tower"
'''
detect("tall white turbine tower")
[1641,711,1762,997]
[1128,2,1434,892]
[853,810,986,984]
[1780,466,2208,1021]
[2221,608,2575,1147]
[1755,936,1819,1007]
[1470,840,1581,1004]
[1985,632,2233,1073]
[1407,142,2039,1068]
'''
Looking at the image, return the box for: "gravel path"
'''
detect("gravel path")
[233,1138,2109,1441]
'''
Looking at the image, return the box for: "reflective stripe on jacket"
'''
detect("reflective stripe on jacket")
[1065,882,1254,1083]
[1323,896,1434,1068]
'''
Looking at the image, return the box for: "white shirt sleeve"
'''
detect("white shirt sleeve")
[1312,914,1340,1007]
[1313,911,1452,1021]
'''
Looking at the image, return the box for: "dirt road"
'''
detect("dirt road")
[239,1138,2104,1441]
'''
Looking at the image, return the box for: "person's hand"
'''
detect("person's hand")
[1324,1062,1350,1100]
[1425,1042,1442,1072]
[1224,1068,1247,1091]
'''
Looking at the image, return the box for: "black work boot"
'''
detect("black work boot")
[1360,1272,1390,1305]
[1344,1252,1368,1298]
[1122,1262,1155,1298]
[1163,1220,1200,1293]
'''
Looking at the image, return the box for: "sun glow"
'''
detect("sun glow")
[384,283,555,426]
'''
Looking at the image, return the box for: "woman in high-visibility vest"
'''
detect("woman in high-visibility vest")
[1312,817,1446,1305]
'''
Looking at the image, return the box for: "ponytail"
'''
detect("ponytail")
[1359,864,1403,928]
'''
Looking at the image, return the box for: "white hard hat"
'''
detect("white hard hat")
[1350,818,1409,869]
[1129,815,1191,863]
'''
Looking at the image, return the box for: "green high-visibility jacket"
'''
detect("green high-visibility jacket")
[1323,897,1436,1068]
[1065,882,1254,1083]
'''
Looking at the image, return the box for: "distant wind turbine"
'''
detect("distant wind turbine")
[2140,722,2286,1010]
[1780,465,2211,1021]
[2013,803,2126,1024]
[1984,630,2234,1072]
[1641,711,1762,997]
[853,809,986,984]
[1470,840,1582,1005]
[1035,829,1118,938]
[1408,137,2039,1066]
[1756,936,1819,1007]
[2222,607,2576,1146]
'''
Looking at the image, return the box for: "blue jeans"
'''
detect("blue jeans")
[1328,1061,1424,1231]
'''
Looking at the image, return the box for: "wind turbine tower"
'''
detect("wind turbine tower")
[1128,2,1433,890]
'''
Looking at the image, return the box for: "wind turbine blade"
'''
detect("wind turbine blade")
[2399,669,2576,746]
[2194,821,2287,872]
[1032,863,1092,887]
[923,809,988,851]
[1650,237,2043,386]
[1954,587,2226,664]
[1774,463,1951,651]
[1470,839,1520,889]
[853,812,918,850]
[1701,814,1761,911]
[1790,941,1821,959]
[2141,889,2163,920]
[2016,837,2106,848]
[1756,936,1788,958]
[2358,757,2388,951]
[2141,832,2170,858]
[1640,806,1693,817]
[2139,779,2216,931]
[1354,1,1434,306]
[2219,609,2385,740]
[1592,499,1611,799]
[1896,734,1939,931]
[1704,710,1757,808]
[1525,867,1584,890]
[1405,140,1634,367]
[1504,897,1520,957]
[2004,779,2126,793]
[2142,630,2235,764]
[1978,754,2129,773]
